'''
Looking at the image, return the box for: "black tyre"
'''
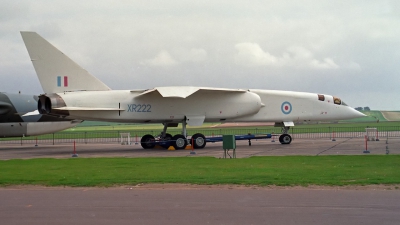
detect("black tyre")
[279,134,292,144]
[141,134,156,149]
[164,133,173,140]
[191,133,206,149]
[162,133,173,149]
[172,134,188,150]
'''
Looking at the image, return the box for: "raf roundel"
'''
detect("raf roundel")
[281,101,292,115]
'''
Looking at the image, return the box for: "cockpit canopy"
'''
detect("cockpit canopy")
[317,94,348,106]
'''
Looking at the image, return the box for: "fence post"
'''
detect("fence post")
[329,127,331,140]
[376,129,379,141]
[386,130,389,144]
[53,133,55,145]
[292,127,294,140]
[363,135,370,153]
[72,140,78,157]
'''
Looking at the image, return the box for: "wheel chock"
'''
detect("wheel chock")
[185,146,193,150]
[167,146,176,151]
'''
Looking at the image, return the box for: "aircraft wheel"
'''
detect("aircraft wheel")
[164,133,173,140]
[279,134,292,144]
[172,134,188,150]
[162,133,173,148]
[141,134,156,149]
[191,133,206,149]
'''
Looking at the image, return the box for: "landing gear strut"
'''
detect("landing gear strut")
[140,123,173,149]
[170,119,188,150]
[140,118,207,149]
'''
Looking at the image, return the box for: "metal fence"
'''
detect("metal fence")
[1,126,400,145]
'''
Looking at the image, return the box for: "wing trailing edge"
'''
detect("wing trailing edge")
[54,107,123,111]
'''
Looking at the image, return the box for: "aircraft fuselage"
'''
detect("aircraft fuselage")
[40,89,363,124]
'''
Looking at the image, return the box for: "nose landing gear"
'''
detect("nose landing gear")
[279,133,292,144]
[277,124,292,144]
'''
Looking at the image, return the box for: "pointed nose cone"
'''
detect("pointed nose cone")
[348,108,366,119]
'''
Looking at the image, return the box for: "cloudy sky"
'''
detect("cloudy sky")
[1,0,399,109]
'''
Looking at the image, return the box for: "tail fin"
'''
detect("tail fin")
[20,31,111,93]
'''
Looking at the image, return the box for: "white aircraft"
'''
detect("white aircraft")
[20,31,365,149]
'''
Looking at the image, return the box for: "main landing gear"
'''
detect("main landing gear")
[278,126,292,144]
[140,119,207,150]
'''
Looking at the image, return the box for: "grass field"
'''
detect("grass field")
[381,111,400,121]
[345,110,387,122]
[1,156,399,187]
[64,121,400,137]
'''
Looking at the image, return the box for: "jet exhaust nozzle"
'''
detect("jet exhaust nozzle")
[38,95,51,114]
[37,94,69,116]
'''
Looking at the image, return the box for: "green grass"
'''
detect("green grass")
[344,110,387,122]
[63,121,400,133]
[0,156,399,187]
[71,122,221,132]
[54,121,400,136]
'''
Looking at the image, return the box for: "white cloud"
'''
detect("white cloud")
[310,58,339,69]
[173,48,208,63]
[186,48,207,62]
[142,50,178,67]
[234,43,339,69]
[346,62,362,71]
[142,48,207,67]
[234,43,278,66]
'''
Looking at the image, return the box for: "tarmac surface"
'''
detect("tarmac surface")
[1,185,399,225]
[1,137,399,225]
[0,136,398,159]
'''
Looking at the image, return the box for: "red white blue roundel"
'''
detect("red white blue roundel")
[281,101,292,114]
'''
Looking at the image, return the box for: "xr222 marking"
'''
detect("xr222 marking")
[127,104,152,112]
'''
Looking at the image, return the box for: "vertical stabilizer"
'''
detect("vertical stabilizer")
[20,31,111,93]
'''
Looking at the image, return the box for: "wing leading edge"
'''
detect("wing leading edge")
[134,87,247,98]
